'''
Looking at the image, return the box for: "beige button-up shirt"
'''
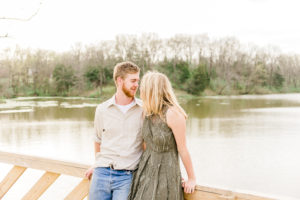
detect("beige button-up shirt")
[93,95,143,170]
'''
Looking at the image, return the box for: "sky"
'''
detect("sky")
[1,0,300,54]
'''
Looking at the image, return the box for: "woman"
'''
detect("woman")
[128,71,196,200]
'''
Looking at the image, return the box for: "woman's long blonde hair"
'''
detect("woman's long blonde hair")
[140,71,187,119]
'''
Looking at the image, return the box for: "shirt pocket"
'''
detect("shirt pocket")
[102,114,119,137]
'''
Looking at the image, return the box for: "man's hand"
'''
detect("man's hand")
[85,167,94,180]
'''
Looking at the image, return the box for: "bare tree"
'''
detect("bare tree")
[0,1,43,38]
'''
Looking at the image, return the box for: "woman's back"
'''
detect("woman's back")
[128,108,184,200]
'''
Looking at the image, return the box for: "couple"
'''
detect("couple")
[85,61,196,200]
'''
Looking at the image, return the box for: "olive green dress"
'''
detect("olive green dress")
[128,108,184,200]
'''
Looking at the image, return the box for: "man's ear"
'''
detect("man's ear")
[116,77,123,87]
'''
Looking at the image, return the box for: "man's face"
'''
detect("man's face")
[121,73,140,97]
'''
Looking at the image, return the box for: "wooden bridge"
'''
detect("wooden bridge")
[0,151,275,200]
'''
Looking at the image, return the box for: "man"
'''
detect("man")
[85,61,143,200]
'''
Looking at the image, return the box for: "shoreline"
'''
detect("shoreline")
[1,89,300,100]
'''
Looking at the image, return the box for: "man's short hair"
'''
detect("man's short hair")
[113,61,140,84]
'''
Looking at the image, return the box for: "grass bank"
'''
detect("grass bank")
[1,84,300,101]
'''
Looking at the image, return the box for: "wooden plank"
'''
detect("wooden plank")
[64,179,89,200]
[184,188,234,200]
[0,165,26,199]
[234,191,275,200]
[0,151,89,178]
[184,193,233,200]
[184,185,275,200]
[22,171,60,200]
[195,185,235,196]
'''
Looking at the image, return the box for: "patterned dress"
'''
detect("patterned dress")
[128,108,184,200]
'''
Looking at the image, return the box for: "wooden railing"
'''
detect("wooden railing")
[0,151,275,200]
[0,151,89,200]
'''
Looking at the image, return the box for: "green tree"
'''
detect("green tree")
[52,64,76,95]
[157,60,190,88]
[272,71,284,89]
[84,65,113,93]
[187,64,210,95]
[85,67,100,86]
[255,64,268,86]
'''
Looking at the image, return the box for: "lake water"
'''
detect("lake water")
[1,94,300,199]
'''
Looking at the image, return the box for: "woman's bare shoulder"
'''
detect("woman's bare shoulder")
[166,106,185,124]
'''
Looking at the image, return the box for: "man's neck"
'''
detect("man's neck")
[115,91,134,105]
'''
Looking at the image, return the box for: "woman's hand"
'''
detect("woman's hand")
[182,178,196,194]
[85,167,94,180]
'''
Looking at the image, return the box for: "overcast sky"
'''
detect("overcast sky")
[1,0,300,53]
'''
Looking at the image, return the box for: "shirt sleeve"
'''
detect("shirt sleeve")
[94,106,103,144]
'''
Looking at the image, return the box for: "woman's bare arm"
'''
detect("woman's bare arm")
[166,107,196,193]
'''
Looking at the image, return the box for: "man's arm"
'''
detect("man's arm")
[85,142,101,180]
[94,142,100,154]
[85,106,103,180]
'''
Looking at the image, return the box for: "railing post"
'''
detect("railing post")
[22,172,60,200]
[0,165,27,199]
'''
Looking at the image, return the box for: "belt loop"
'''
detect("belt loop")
[109,164,114,170]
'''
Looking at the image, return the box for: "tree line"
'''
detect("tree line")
[1,33,300,98]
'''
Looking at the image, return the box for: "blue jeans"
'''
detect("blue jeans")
[89,167,133,200]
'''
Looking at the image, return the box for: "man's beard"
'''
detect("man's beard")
[122,84,136,98]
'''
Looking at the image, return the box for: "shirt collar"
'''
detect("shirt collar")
[106,95,116,108]
[106,95,142,108]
